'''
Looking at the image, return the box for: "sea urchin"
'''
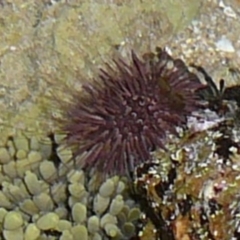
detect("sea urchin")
[60,48,202,176]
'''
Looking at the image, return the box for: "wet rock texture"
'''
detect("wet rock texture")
[134,115,240,239]
[1,0,240,240]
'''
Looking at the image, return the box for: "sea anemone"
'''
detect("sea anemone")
[59,48,203,176]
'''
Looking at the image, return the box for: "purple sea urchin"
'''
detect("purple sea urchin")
[60,48,202,176]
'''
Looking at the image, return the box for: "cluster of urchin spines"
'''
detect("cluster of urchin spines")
[59,47,204,177]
